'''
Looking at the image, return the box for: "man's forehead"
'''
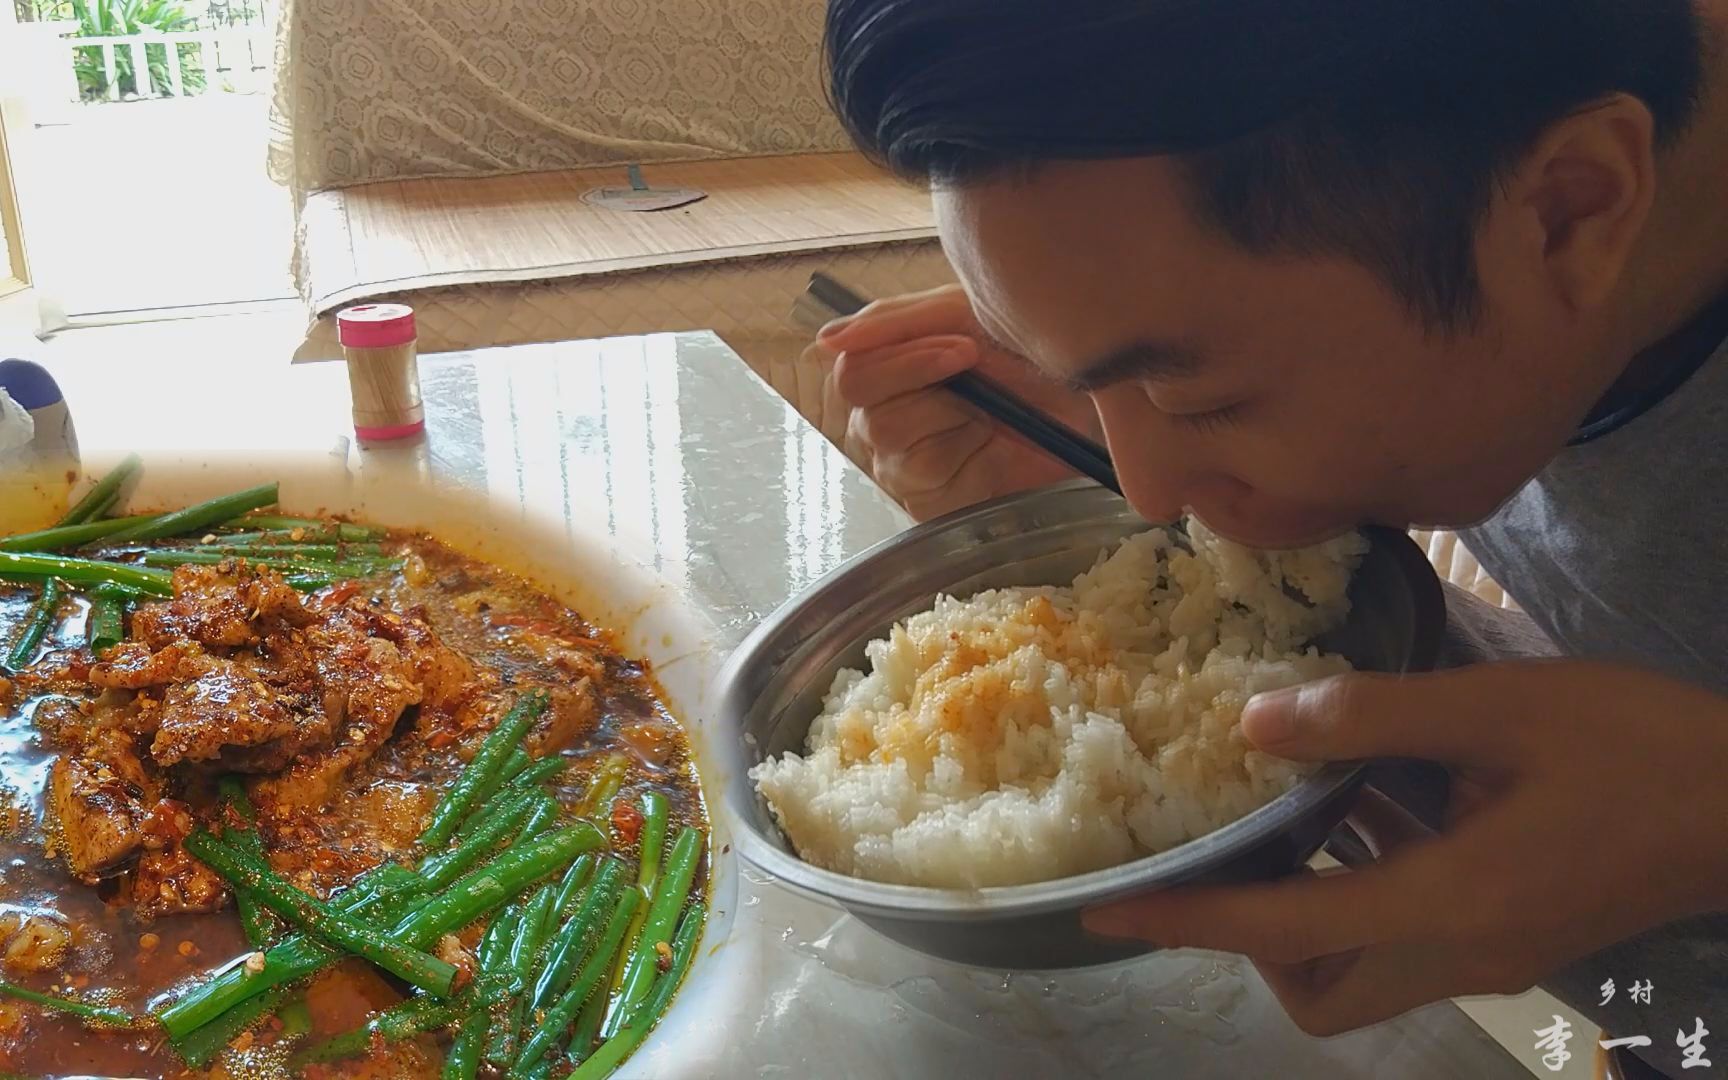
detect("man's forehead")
[936,163,1219,386]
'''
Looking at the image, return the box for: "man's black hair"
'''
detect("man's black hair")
[827,1,1707,330]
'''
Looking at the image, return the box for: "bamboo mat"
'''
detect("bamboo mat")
[299,152,937,314]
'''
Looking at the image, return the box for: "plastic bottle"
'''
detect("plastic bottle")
[0,358,76,531]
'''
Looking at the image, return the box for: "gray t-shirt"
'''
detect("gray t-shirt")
[1449,334,1728,1076]
[1462,340,1728,694]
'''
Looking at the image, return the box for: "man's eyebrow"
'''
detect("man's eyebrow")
[1063,340,1206,393]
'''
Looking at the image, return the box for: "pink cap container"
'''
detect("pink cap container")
[336,303,424,440]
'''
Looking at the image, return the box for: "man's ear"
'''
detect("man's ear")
[1503,93,1659,314]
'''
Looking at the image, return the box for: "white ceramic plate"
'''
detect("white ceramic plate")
[99,455,740,1077]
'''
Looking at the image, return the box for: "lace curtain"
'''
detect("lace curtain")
[265,0,850,212]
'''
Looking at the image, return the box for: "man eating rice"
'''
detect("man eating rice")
[808,2,1728,1075]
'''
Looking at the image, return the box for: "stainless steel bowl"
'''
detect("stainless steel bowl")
[714,481,1445,970]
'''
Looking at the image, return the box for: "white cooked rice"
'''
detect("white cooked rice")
[748,520,1368,888]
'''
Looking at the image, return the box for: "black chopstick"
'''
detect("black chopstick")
[800,273,1122,496]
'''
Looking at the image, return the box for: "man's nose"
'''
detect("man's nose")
[1097,399,1258,528]
[1096,401,1191,525]
[1122,469,1253,529]
[1122,471,1187,526]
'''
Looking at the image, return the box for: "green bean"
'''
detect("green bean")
[444,1005,488,1080]
[632,793,670,896]
[59,454,141,526]
[285,574,340,592]
[553,854,597,919]
[183,831,458,997]
[216,775,253,823]
[172,986,284,1067]
[205,528,349,546]
[77,488,120,523]
[89,582,141,600]
[566,988,606,1065]
[522,792,561,838]
[454,776,525,843]
[453,749,545,841]
[418,690,550,850]
[86,590,126,655]
[489,904,523,960]
[520,1060,554,1080]
[193,541,386,557]
[416,789,536,893]
[480,904,521,1059]
[99,483,278,545]
[133,550,251,568]
[509,754,568,794]
[465,888,530,1076]
[473,907,520,1063]
[454,749,530,840]
[466,749,525,815]
[390,823,605,952]
[0,977,142,1029]
[221,514,382,541]
[577,754,630,818]
[567,905,705,1080]
[135,549,401,578]
[0,551,172,596]
[279,999,312,1039]
[217,777,281,948]
[164,864,421,1063]
[168,951,339,1059]
[521,883,561,952]
[360,863,419,895]
[0,515,156,553]
[163,825,601,1045]
[528,860,628,1016]
[4,578,60,671]
[289,988,485,1068]
[143,545,396,567]
[602,826,701,1037]
[599,791,669,1027]
[510,888,642,1075]
[480,903,526,1067]
[478,906,516,971]
[478,912,518,1001]
[485,884,558,1068]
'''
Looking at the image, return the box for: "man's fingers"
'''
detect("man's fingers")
[1081,856,1440,965]
[852,391,980,456]
[1242,669,1530,768]
[832,338,978,408]
[818,287,973,351]
[873,419,994,498]
[1257,939,1514,1036]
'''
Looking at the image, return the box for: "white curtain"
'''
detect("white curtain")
[265,0,849,213]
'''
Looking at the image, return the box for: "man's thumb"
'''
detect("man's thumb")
[1241,671,1507,766]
